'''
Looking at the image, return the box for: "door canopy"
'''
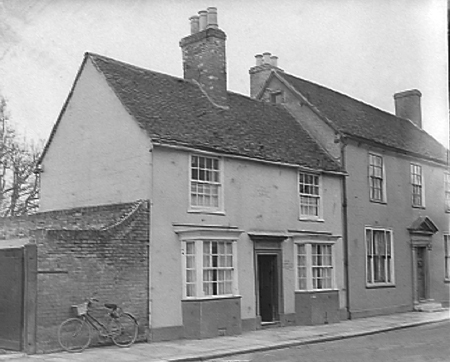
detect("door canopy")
[408,216,438,249]
[408,216,439,236]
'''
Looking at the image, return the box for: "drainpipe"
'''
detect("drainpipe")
[340,136,351,319]
[148,143,154,340]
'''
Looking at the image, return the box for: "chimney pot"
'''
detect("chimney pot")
[199,10,207,31]
[255,54,263,66]
[270,55,278,67]
[263,52,271,64]
[190,15,199,34]
[206,7,218,29]
[393,89,422,128]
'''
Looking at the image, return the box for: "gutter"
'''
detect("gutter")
[151,141,346,176]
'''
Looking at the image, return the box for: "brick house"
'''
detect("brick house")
[37,8,347,342]
[250,56,450,317]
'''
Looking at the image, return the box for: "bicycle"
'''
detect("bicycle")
[58,298,138,352]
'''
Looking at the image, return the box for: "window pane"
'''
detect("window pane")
[191,155,221,209]
[202,241,234,296]
[366,228,393,284]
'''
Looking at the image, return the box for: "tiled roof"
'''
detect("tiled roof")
[88,53,342,173]
[278,72,448,164]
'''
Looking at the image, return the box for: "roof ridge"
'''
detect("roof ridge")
[87,52,195,86]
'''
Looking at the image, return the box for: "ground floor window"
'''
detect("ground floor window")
[182,239,237,298]
[445,235,450,281]
[296,242,335,291]
[365,228,394,286]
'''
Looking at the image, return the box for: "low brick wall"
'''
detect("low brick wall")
[0,200,149,353]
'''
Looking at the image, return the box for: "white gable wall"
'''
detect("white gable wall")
[39,58,152,211]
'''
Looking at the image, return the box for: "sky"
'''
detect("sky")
[0,0,448,147]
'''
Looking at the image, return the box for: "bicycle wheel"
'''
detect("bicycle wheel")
[110,313,138,347]
[58,317,91,352]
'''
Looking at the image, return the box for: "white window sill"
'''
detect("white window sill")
[188,208,225,215]
[412,205,425,209]
[295,288,338,293]
[299,217,324,223]
[369,199,387,205]
[366,283,396,289]
[182,295,241,301]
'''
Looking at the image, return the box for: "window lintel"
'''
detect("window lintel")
[174,223,243,242]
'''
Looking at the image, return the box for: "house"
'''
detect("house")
[250,55,450,317]
[37,8,346,341]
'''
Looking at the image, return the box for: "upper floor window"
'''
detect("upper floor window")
[410,164,423,207]
[270,91,284,104]
[190,155,221,211]
[299,172,321,220]
[369,153,385,202]
[445,235,450,281]
[296,242,335,291]
[365,228,394,286]
[445,173,450,212]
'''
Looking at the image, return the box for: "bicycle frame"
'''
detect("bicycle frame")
[82,310,115,338]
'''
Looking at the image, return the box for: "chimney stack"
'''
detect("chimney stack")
[198,10,207,31]
[249,52,283,98]
[394,89,422,128]
[180,7,228,108]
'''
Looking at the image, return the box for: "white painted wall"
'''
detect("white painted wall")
[40,59,152,211]
[150,146,344,330]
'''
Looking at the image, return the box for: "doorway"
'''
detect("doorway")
[416,247,427,301]
[257,254,279,322]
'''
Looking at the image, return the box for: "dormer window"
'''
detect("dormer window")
[270,91,283,104]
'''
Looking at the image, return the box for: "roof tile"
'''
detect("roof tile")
[279,72,448,163]
[89,53,342,172]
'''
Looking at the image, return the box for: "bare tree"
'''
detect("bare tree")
[0,96,44,217]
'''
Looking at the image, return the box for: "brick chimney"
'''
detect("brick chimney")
[394,89,422,128]
[180,7,228,108]
[249,52,283,98]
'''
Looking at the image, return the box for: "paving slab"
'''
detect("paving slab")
[1,310,448,362]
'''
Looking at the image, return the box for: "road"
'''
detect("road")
[208,320,450,362]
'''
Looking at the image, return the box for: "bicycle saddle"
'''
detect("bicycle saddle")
[104,303,118,310]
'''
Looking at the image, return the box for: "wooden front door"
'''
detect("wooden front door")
[0,248,24,351]
[416,247,427,301]
[257,254,279,322]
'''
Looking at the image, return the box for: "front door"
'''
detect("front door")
[416,247,427,301]
[257,254,279,322]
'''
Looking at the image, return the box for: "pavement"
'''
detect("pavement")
[0,309,448,362]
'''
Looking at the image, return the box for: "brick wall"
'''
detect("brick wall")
[0,200,149,353]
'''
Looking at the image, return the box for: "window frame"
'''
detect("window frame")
[181,239,238,299]
[298,171,323,221]
[270,90,284,104]
[189,154,224,214]
[294,238,338,292]
[444,173,450,213]
[410,163,425,208]
[365,227,395,287]
[368,152,386,203]
[175,225,243,300]
[444,235,450,282]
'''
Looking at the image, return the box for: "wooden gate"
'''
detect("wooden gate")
[0,244,37,352]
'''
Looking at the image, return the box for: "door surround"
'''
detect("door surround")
[408,216,438,305]
[410,241,431,303]
[249,232,287,326]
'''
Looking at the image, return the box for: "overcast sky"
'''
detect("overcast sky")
[0,0,448,147]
